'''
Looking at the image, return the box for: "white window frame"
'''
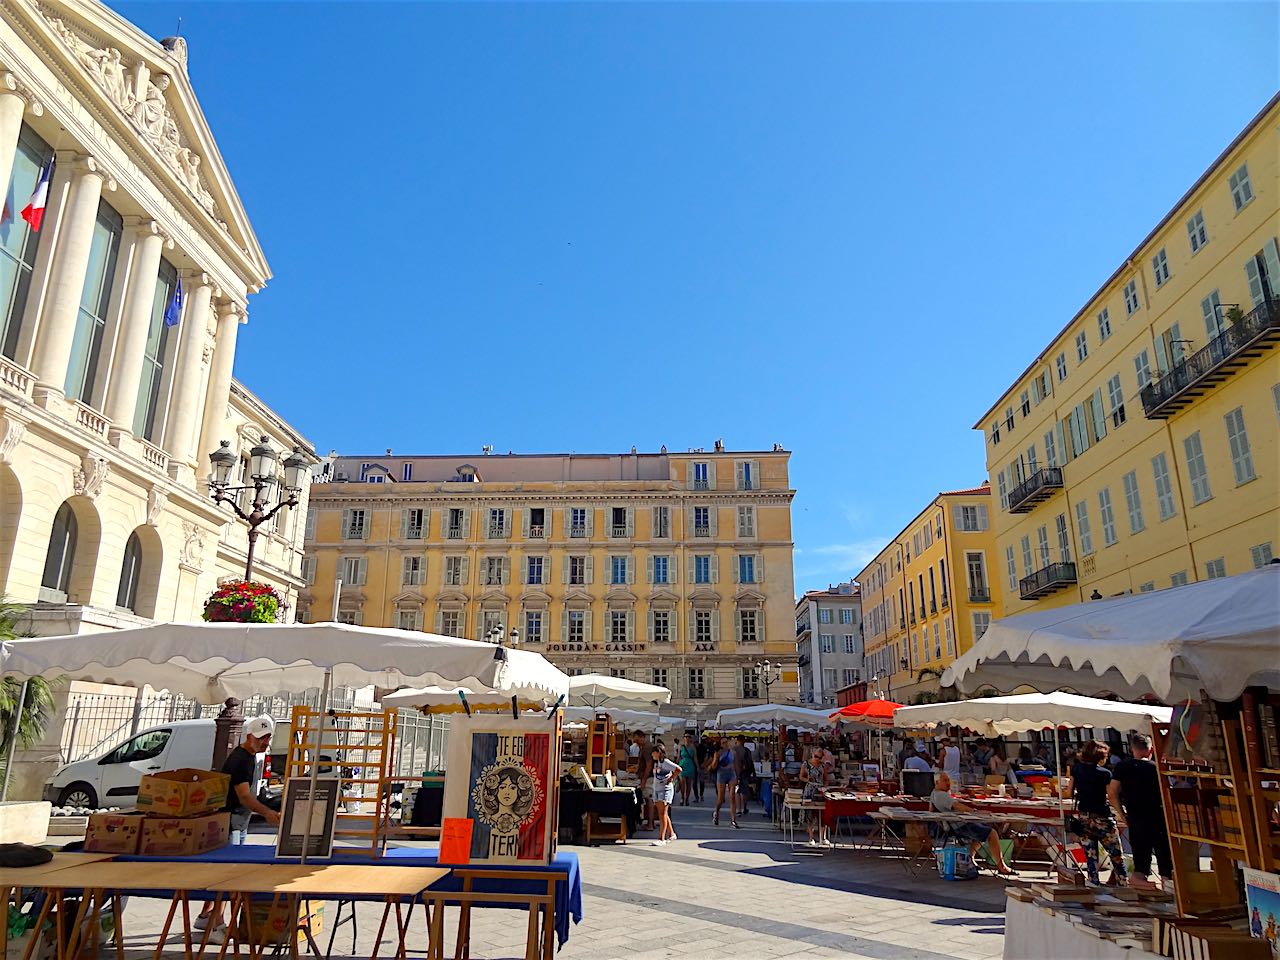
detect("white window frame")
[1187,210,1208,253]
[1122,470,1144,534]
[1224,407,1255,485]
[1184,431,1213,504]
[1205,557,1226,580]
[1098,487,1118,547]
[1075,331,1088,362]
[1229,163,1253,211]
[1134,350,1152,390]
[1152,248,1170,287]
[1250,543,1274,568]
[1097,307,1111,341]
[1075,500,1094,556]
[1055,352,1068,382]
[1123,279,1140,315]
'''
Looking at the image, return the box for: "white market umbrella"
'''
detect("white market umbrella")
[712,704,833,732]
[568,673,671,709]
[941,566,1280,701]
[893,692,1171,737]
[379,685,550,714]
[563,706,686,734]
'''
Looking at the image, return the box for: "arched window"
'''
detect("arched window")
[41,503,78,600]
[116,531,143,611]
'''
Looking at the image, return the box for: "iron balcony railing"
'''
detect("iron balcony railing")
[528,525,545,538]
[1007,467,1065,514]
[1019,561,1078,600]
[1140,298,1280,418]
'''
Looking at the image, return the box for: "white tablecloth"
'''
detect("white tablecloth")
[1003,896,1134,960]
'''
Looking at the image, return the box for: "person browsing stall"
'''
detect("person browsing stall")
[940,738,961,779]
[1107,733,1172,886]
[1070,739,1129,886]
[930,771,1013,874]
[799,747,830,847]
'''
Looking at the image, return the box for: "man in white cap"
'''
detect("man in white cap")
[197,715,280,930]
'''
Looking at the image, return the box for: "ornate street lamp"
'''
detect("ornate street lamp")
[754,659,781,703]
[208,437,310,580]
[484,622,520,662]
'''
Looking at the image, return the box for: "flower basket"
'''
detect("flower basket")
[203,580,282,624]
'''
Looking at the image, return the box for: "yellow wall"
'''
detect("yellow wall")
[976,96,1279,615]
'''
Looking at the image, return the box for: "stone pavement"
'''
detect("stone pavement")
[97,801,1013,958]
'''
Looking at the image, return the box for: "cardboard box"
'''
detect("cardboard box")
[238,899,322,946]
[84,811,144,855]
[137,811,229,856]
[136,768,229,817]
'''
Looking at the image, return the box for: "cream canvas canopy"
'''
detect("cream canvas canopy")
[379,685,549,714]
[712,704,833,732]
[941,566,1280,701]
[567,674,671,709]
[0,622,571,703]
[893,692,1172,737]
[562,707,685,733]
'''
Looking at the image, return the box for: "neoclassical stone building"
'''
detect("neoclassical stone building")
[0,0,313,637]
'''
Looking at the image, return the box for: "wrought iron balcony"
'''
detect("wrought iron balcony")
[1019,561,1078,600]
[1007,467,1065,514]
[1140,298,1280,419]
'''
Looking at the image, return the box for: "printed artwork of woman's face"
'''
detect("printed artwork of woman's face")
[497,776,519,808]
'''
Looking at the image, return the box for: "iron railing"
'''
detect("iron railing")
[1019,561,1078,600]
[1007,467,1065,514]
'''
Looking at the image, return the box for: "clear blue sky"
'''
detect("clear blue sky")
[117,1,1278,594]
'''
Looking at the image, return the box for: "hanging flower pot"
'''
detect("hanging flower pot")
[202,580,283,623]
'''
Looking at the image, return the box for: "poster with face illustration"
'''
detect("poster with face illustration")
[443,712,561,864]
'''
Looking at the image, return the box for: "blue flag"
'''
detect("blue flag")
[163,278,183,327]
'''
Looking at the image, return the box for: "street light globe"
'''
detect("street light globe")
[209,440,236,486]
[283,446,310,492]
[249,435,278,495]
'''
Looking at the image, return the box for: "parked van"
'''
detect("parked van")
[42,718,265,809]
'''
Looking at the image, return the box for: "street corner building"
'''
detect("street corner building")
[794,581,864,708]
[976,93,1280,616]
[300,446,799,720]
[0,0,314,635]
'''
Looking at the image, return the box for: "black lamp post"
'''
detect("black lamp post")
[208,436,309,580]
[754,659,781,703]
[484,622,520,662]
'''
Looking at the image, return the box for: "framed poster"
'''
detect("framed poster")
[1244,868,1280,958]
[276,777,340,859]
[443,712,561,865]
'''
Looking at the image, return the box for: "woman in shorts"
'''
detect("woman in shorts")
[712,736,738,827]
[651,744,682,845]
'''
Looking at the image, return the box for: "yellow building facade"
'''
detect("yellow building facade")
[856,484,1001,703]
[976,94,1279,616]
[301,448,798,720]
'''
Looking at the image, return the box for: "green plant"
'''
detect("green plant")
[1224,306,1245,325]
[0,599,60,758]
[202,580,282,623]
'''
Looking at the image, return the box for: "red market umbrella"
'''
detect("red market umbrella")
[828,699,902,728]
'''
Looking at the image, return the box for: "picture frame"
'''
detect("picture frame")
[443,712,562,865]
[275,777,340,859]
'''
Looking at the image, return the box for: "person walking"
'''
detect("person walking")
[1070,739,1129,886]
[711,737,738,826]
[732,736,753,820]
[1108,733,1173,887]
[677,733,699,806]
[651,744,682,845]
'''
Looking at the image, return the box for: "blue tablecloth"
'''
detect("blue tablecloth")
[121,845,583,947]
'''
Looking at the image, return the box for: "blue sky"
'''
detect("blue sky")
[117,1,1279,594]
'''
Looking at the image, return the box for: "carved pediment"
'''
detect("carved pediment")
[647,587,679,604]
[563,586,592,603]
[438,587,468,604]
[391,590,425,606]
[479,587,510,604]
[733,587,766,604]
[604,586,637,603]
[520,587,552,604]
[688,586,721,605]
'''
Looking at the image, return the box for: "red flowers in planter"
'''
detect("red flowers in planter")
[202,580,282,623]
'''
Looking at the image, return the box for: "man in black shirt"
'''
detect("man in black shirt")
[1108,733,1172,884]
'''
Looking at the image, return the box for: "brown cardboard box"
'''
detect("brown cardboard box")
[238,900,323,946]
[136,768,229,817]
[137,811,229,856]
[84,812,144,854]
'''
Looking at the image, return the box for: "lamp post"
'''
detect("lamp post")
[484,623,520,663]
[208,436,310,581]
[754,659,781,704]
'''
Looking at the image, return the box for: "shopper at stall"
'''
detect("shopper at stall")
[929,772,1014,874]
[677,733,699,806]
[710,736,738,827]
[988,744,1017,785]
[903,749,932,772]
[939,737,961,779]
[799,747,829,846]
[651,744,682,845]
[1070,739,1129,886]
[1108,733,1173,885]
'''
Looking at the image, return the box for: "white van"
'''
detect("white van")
[43,718,219,809]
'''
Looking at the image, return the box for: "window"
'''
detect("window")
[737,506,755,538]
[1020,391,1031,416]
[488,508,508,538]
[1107,374,1126,427]
[1044,428,1058,469]
[402,555,424,586]
[65,200,123,403]
[737,554,756,584]
[650,554,670,585]
[1122,471,1144,534]
[1229,163,1253,211]
[609,555,629,585]
[446,507,467,538]
[1005,545,1017,591]
[134,258,178,440]
[842,669,858,688]
[958,504,988,532]
[694,611,714,649]
[444,556,466,586]
[1020,535,1033,576]
[1147,453,1176,522]
[396,608,422,631]
[973,612,991,640]
[1202,290,1226,341]
[566,609,586,646]
[1246,239,1280,307]
[693,506,711,536]
[115,531,143,612]
[652,667,667,688]
[742,668,760,699]
[738,610,759,645]
[304,509,316,540]
[821,668,838,692]
[1005,407,1015,431]
[820,633,834,654]
[1037,526,1051,567]
[1075,331,1089,362]
[1151,248,1170,287]
[336,609,360,626]
[1123,279,1140,315]
[439,610,462,636]
[1055,513,1071,563]
[1250,543,1274,568]
[691,461,710,490]
[1067,404,1090,457]
[1134,350,1152,390]
[569,507,588,537]
[402,508,426,540]
[0,129,53,358]
[524,507,546,538]
[524,611,543,643]
[526,555,544,585]
[342,509,367,540]
[300,556,316,585]
[1139,582,1154,593]
[610,611,629,645]
[997,470,1008,509]
[568,556,586,585]
[843,634,855,654]
[839,608,854,625]
[609,506,628,538]
[1097,308,1112,341]
[991,421,1001,446]
[1205,557,1226,580]
[1098,487,1118,546]
[651,611,672,644]
[1184,432,1213,504]
[484,556,504,586]
[965,552,988,600]
[1056,352,1068,381]
[652,506,670,538]
[1170,571,1188,587]
[1076,500,1094,555]
[818,608,832,624]
[933,623,941,659]
[340,555,367,586]
[694,555,712,584]
[1224,407,1255,484]
[1187,210,1208,253]
[736,460,757,490]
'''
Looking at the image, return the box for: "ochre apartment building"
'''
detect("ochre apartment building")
[302,447,798,720]
[976,94,1279,617]
[855,484,1001,703]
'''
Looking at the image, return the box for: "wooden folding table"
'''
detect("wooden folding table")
[0,852,117,960]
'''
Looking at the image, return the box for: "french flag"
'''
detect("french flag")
[20,162,52,232]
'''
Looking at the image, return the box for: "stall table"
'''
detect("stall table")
[0,853,117,959]
[1004,895,1133,960]
[558,785,641,842]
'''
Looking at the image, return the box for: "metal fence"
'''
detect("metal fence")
[391,710,450,778]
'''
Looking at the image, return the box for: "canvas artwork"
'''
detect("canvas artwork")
[443,713,561,864]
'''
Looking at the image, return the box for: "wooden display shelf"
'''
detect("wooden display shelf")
[1168,831,1247,851]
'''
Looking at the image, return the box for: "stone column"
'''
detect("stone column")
[196,300,243,471]
[0,74,41,205]
[29,156,106,404]
[163,273,214,477]
[103,220,167,435]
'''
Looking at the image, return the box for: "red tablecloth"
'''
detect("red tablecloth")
[821,794,1066,829]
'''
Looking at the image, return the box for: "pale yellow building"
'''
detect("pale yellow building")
[976,94,1279,616]
[855,484,1000,703]
[302,448,798,721]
